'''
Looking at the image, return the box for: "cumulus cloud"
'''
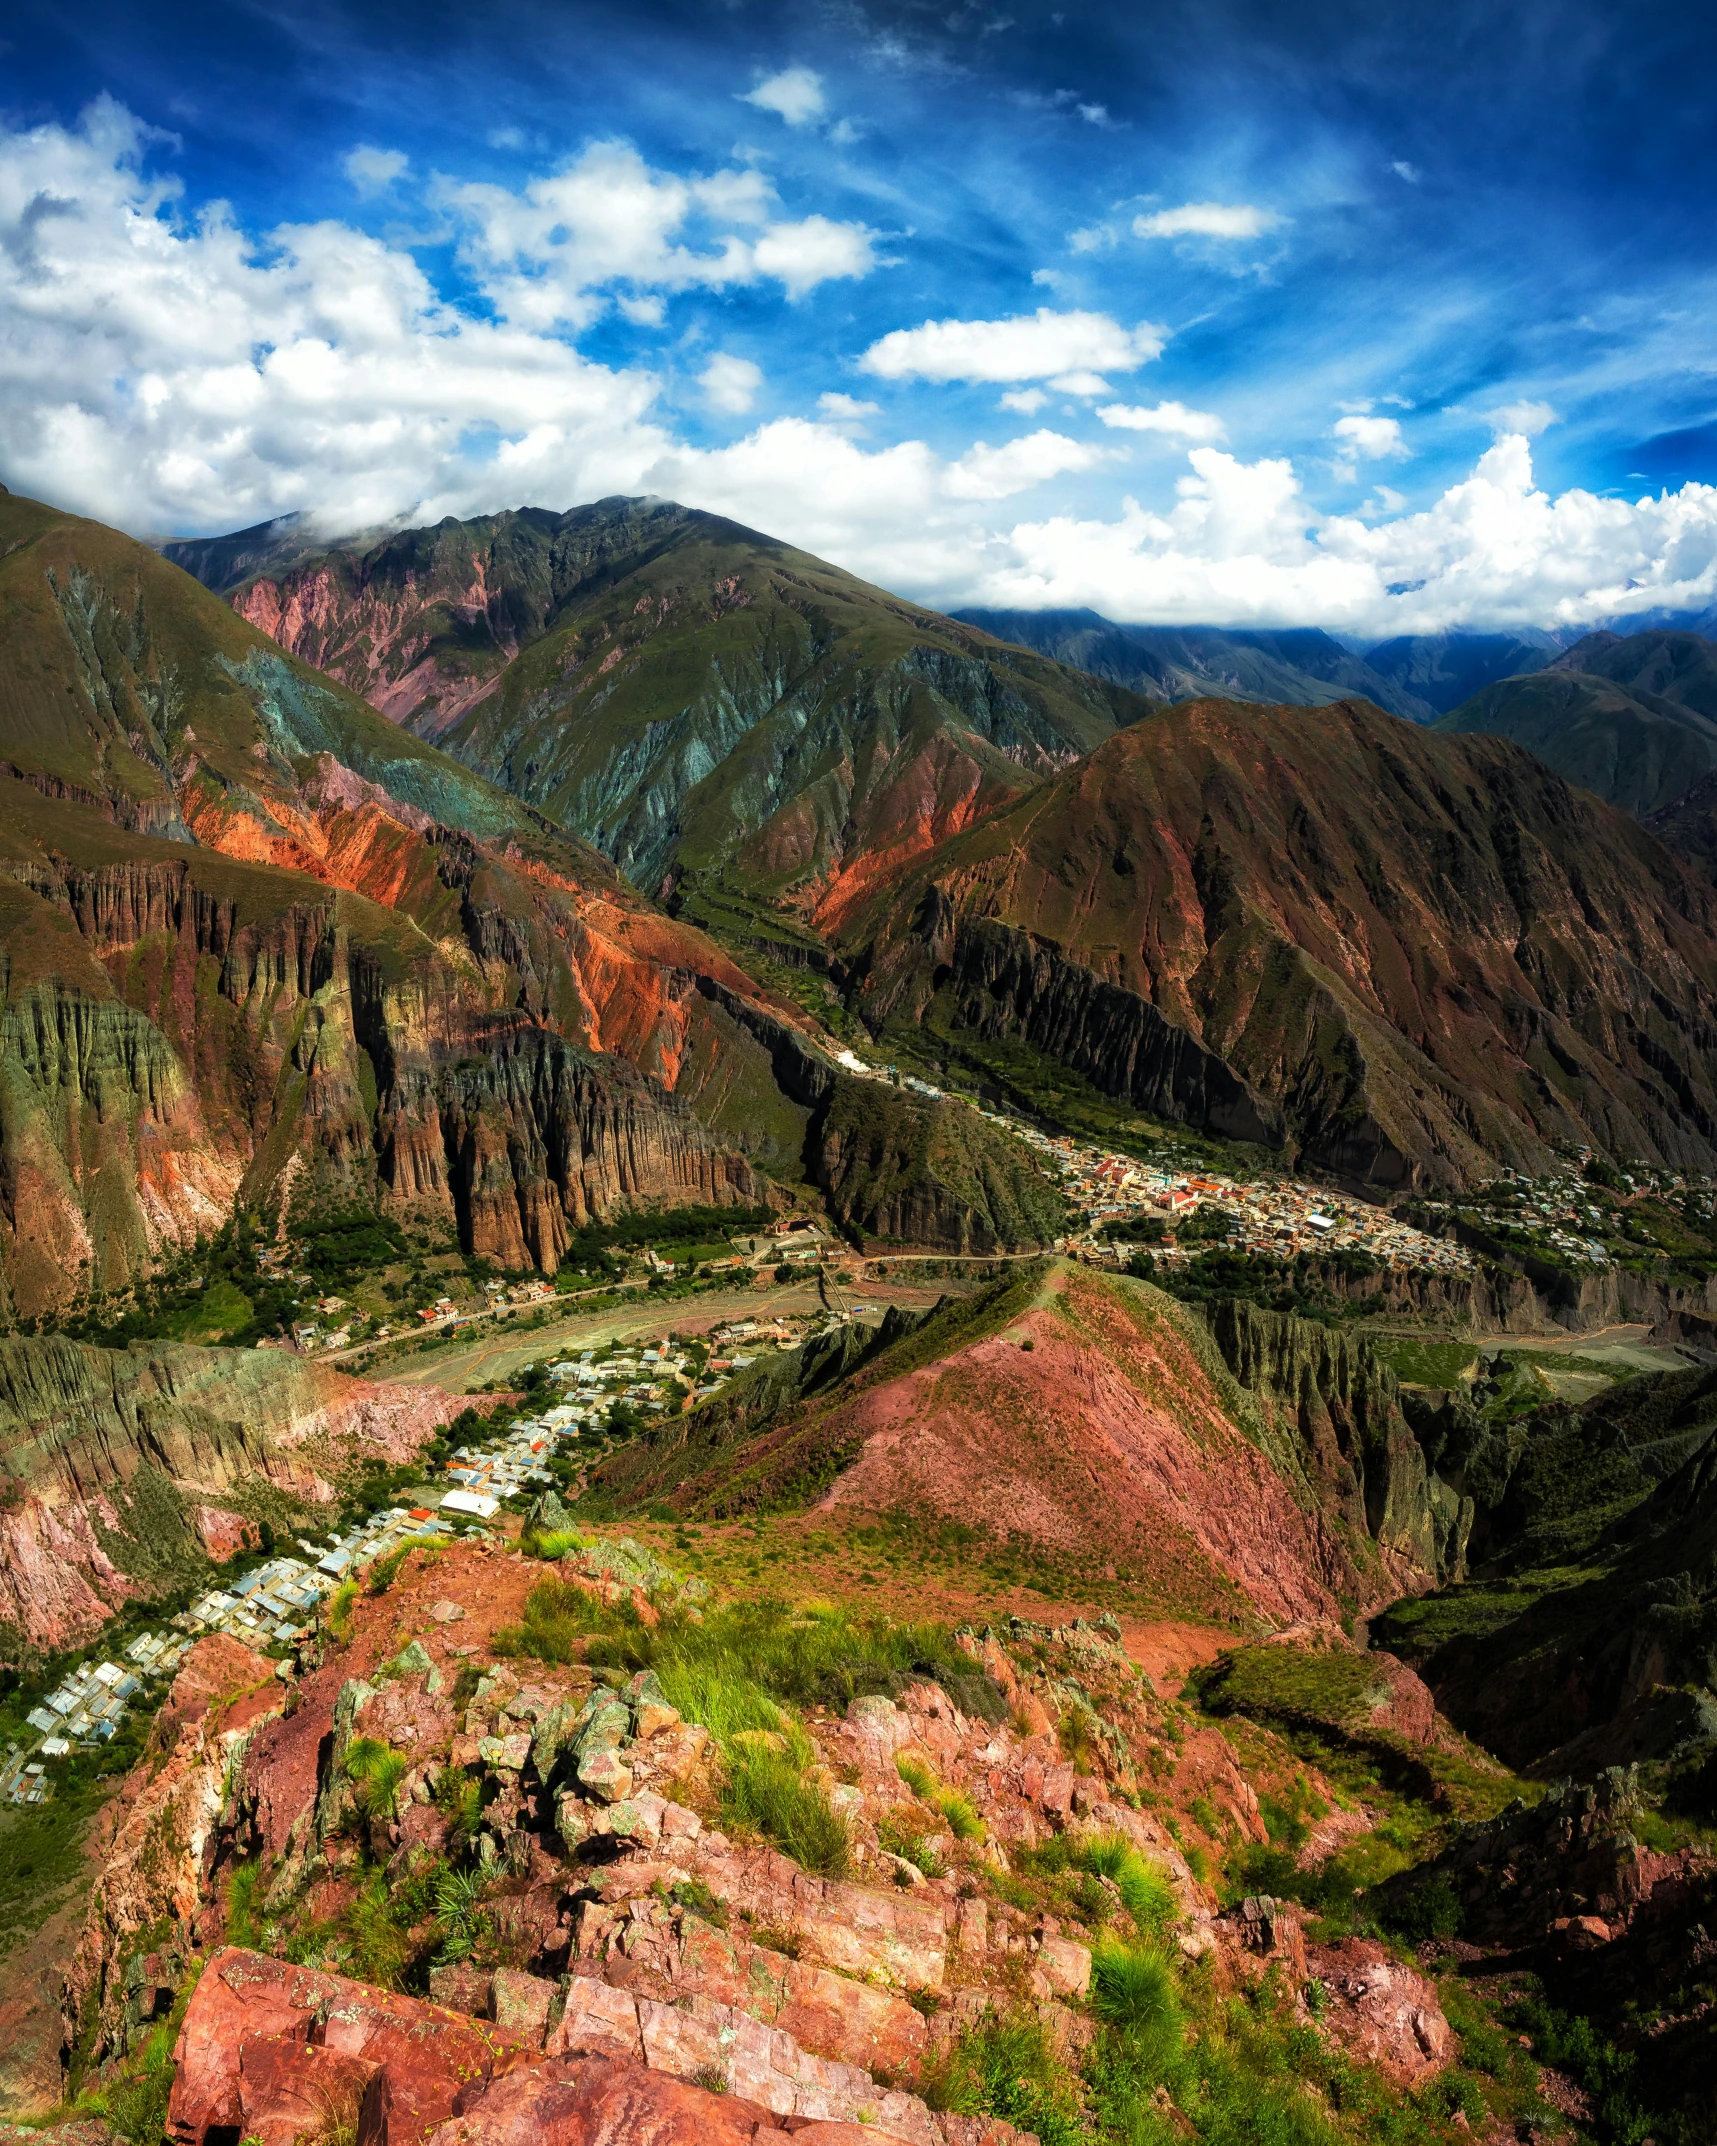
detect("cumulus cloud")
[742,65,827,126]
[344,145,408,192]
[970,434,1717,635]
[1333,412,1410,459]
[443,140,876,327]
[818,391,880,424]
[7,102,1717,643]
[1491,398,1557,437]
[999,387,1049,414]
[1133,202,1280,239]
[700,353,764,414]
[860,307,1163,383]
[944,429,1100,500]
[0,99,671,534]
[1098,400,1225,442]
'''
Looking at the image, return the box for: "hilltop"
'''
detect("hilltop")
[167,500,1149,940]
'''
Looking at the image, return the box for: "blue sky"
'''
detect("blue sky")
[4,0,1717,633]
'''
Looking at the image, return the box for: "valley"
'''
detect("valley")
[3,484,1717,2146]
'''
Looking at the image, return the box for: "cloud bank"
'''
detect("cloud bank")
[5,102,1717,640]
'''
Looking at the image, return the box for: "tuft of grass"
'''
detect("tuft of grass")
[894,1750,984,1841]
[721,1746,850,1877]
[1078,1832,1176,1933]
[1091,1939,1181,2040]
[896,1752,937,1798]
[492,1573,624,1663]
[433,1866,496,1965]
[344,1737,409,1821]
[326,1579,358,1644]
[529,1528,587,1560]
[368,1534,441,1594]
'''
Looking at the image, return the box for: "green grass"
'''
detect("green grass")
[894,1752,987,1841]
[1079,1831,1177,1933]
[720,1743,850,1877]
[343,1737,409,1821]
[1368,1336,1478,1387]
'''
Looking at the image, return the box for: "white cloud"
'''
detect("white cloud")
[944,430,1100,500]
[1067,224,1115,255]
[1133,202,1280,240]
[1332,412,1409,459]
[741,66,826,127]
[860,307,1163,383]
[1391,160,1422,184]
[443,140,875,328]
[1077,103,1112,125]
[0,99,670,535]
[9,103,1717,646]
[1097,400,1225,442]
[999,387,1049,414]
[1490,398,1557,437]
[344,145,408,192]
[701,353,764,414]
[969,434,1717,635]
[752,215,876,298]
[818,391,880,422]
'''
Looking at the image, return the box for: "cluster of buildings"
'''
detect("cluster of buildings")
[175,1552,338,1644]
[974,1117,1474,1275]
[6,1625,202,1798]
[1429,1164,1717,1270]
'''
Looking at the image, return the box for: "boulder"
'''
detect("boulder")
[489,1969,556,2046]
[577,1749,634,1804]
[1307,1938,1452,2085]
[1034,1937,1091,1998]
[237,2035,379,2146]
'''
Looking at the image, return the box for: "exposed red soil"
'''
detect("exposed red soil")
[813,1268,1355,1625]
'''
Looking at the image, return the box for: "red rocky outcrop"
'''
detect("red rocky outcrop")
[166,1952,1037,2146]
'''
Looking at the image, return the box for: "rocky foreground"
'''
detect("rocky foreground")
[23,1530,1520,2146]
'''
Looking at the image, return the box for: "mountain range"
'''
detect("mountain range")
[0,489,1064,1319]
[3,479,1716,1323]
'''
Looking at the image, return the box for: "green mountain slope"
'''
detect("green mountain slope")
[1357,629,1561,713]
[168,500,1148,933]
[1436,629,1717,814]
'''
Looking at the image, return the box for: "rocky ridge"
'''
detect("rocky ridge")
[50,1532,1472,2144]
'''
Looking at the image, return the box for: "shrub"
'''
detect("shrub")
[1381,1871,1463,1943]
[433,1866,496,1964]
[326,1580,358,1644]
[367,1533,441,1594]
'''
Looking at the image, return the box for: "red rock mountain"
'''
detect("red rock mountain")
[843,697,1717,1188]
[0,494,1060,1312]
